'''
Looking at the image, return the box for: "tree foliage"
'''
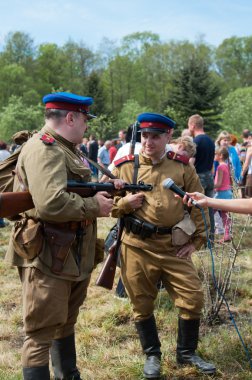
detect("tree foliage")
[221,87,252,135]
[0,30,251,141]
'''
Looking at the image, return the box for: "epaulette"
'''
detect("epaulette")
[167,150,189,165]
[114,154,135,167]
[40,134,56,145]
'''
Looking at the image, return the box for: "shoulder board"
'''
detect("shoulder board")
[167,150,189,165]
[114,154,135,167]
[40,134,56,146]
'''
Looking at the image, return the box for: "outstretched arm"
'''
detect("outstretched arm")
[184,192,252,214]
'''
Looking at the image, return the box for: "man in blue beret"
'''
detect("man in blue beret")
[5,92,116,380]
[111,112,216,378]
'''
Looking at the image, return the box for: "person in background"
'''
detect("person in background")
[213,147,233,242]
[88,134,99,178]
[79,137,89,156]
[241,133,252,198]
[239,130,251,198]
[111,112,215,379]
[0,140,11,227]
[116,129,127,149]
[109,139,118,163]
[215,131,242,184]
[188,114,215,241]
[97,140,112,178]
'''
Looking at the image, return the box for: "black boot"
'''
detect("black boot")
[50,334,82,380]
[23,365,50,380]
[176,318,216,375]
[135,315,161,379]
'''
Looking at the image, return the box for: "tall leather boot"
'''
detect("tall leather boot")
[176,318,216,375]
[23,365,50,379]
[50,334,82,380]
[135,315,162,379]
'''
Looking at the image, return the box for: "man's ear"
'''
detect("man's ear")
[65,111,75,125]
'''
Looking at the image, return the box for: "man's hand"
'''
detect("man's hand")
[95,191,113,217]
[107,178,125,189]
[176,242,196,260]
[124,192,145,210]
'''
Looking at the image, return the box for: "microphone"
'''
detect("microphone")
[162,178,202,209]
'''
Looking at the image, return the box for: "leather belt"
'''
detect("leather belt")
[124,215,172,239]
[45,220,93,231]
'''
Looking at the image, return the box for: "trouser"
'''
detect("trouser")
[20,267,90,367]
[120,244,204,321]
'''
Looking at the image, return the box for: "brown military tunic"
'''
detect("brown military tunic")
[6,126,100,281]
[112,152,208,321]
[5,126,100,366]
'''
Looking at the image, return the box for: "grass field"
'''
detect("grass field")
[0,216,252,379]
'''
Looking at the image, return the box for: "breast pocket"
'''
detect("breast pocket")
[66,157,91,181]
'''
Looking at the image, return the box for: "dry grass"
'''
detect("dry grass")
[0,217,252,379]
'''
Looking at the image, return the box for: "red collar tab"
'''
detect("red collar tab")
[40,134,55,145]
[45,102,89,113]
[114,154,135,167]
[140,122,168,130]
[167,150,189,165]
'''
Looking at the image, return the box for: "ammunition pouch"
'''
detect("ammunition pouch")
[43,222,78,275]
[171,211,196,246]
[124,215,172,240]
[13,217,43,260]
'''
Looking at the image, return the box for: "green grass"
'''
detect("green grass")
[0,217,252,379]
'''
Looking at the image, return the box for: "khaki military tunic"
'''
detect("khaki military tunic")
[112,153,208,321]
[6,126,100,281]
[5,126,101,366]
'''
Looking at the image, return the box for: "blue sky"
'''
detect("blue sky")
[0,0,252,50]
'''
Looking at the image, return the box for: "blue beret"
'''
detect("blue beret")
[137,113,176,133]
[42,92,96,119]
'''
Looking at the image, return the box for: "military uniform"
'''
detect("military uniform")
[5,92,100,380]
[111,112,216,378]
[112,151,205,320]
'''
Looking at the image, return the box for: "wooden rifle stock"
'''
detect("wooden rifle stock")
[95,218,124,290]
[0,182,152,218]
[95,241,118,290]
[0,191,33,218]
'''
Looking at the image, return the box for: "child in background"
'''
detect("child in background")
[170,135,196,160]
[214,147,233,242]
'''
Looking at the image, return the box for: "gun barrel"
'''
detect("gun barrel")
[67,181,153,192]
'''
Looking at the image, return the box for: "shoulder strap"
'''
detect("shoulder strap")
[132,154,139,184]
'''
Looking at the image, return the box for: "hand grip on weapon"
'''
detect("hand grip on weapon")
[124,192,145,210]
[95,191,114,217]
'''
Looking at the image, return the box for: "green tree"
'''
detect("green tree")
[1,31,35,68]
[221,87,252,135]
[87,71,107,116]
[215,36,252,91]
[0,96,44,141]
[165,57,221,133]
[116,99,148,130]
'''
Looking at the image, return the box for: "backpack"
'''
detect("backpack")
[0,130,34,193]
[0,146,23,192]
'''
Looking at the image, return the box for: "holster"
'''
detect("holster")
[43,222,77,275]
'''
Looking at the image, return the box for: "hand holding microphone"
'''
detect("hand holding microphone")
[162,178,203,209]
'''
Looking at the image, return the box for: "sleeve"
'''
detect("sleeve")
[21,144,100,222]
[183,165,209,250]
